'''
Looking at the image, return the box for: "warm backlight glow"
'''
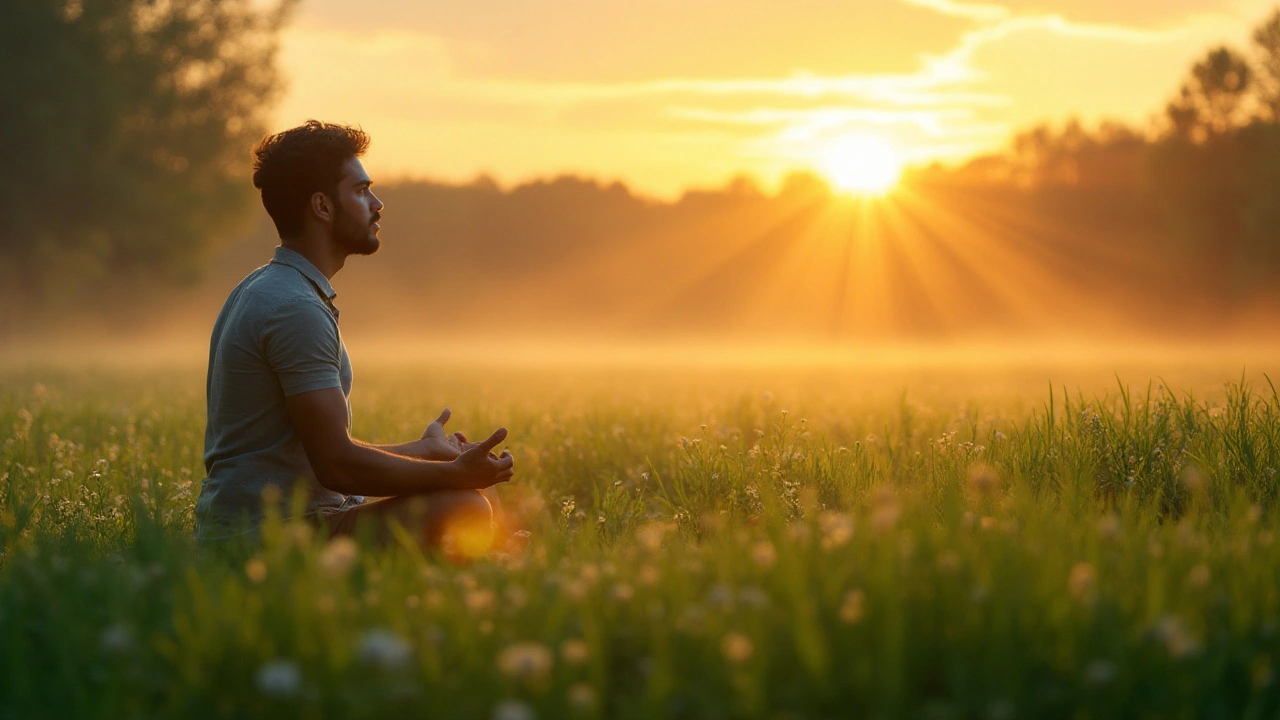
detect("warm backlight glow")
[823,135,903,195]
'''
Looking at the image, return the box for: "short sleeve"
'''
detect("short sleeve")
[261,298,343,396]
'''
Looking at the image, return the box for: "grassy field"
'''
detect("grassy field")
[2,351,1280,719]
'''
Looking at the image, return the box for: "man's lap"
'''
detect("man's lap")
[316,490,493,548]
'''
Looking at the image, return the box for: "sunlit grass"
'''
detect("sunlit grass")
[2,360,1279,718]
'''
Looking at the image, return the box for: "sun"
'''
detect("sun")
[822,134,903,196]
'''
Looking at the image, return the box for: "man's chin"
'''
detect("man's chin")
[348,236,380,256]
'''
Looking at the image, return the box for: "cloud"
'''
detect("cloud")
[899,0,1011,22]
[462,72,1010,110]
[280,2,1194,116]
[667,106,979,136]
[911,4,1187,83]
[900,0,1244,30]
[273,0,1271,195]
[278,24,1008,120]
[989,0,1251,27]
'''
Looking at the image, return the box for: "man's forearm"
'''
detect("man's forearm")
[369,439,439,460]
[324,443,461,496]
[287,389,506,494]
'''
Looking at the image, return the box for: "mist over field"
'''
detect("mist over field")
[16,168,1280,355]
[12,126,1280,352]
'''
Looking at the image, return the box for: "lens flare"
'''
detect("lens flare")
[443,515,495,559]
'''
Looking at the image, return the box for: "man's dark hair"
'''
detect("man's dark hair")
[252,120,370,238]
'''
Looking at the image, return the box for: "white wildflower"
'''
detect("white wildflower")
[255,659,302,698]
[493,699,535,720]
[1083,659,1117,687]
[357,628,412,670]
[99,623,133,654]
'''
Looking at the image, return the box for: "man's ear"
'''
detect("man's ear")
[309,191,334,224]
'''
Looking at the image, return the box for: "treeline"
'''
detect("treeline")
[936,8,1280,303]
[171,6,1280,340]
[212,166,1230,340]
[10,2,1280,341]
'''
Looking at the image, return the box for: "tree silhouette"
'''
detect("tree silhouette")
[1166,47,1254,142]
[0,0,294,327]
[1251,8,1280,121]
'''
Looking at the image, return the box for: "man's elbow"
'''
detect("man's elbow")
[315,470,360,496]
[307,444,362,496]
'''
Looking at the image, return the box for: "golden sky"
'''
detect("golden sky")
[273,0,1279,198]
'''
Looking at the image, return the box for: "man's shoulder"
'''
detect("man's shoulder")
[226,264,330,316]
[216,263,333,339]
[236,262,320,301]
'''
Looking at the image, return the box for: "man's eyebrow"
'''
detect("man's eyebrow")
[355,179,372,188]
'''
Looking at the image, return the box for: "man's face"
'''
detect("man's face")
[330,156,383,256]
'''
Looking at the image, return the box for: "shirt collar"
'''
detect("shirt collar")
[270,246,337,302]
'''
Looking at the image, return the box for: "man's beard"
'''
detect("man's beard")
[334,204,380,256]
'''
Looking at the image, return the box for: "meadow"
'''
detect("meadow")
[2,349,1279,719]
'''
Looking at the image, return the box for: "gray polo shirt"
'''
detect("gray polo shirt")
[194,246,352,541]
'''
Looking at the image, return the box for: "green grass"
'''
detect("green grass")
[2,359,1279,719]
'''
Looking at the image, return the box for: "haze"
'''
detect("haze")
[7,0,1280,359]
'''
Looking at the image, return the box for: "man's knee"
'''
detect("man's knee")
[427,490,493,555]
[398,489,489,522]
[432,489,492,523]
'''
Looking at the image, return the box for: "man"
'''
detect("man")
[194,120,514,551]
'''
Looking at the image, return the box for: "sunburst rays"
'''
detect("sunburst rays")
[599,180,1133,340]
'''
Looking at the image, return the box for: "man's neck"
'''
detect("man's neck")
[279,235,345,280]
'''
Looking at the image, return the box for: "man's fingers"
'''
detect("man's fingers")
[453,431,468,443]
[434,407,451,426]
[494,453,514,471]
[469,427,507,454]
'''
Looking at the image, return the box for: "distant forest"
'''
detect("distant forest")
[9,2,1280,341]
[191,8,1280,342]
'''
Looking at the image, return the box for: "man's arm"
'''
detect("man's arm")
[285,388,514,496]
[374,408,473,461]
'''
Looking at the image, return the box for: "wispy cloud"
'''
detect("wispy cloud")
[276,1,1240,193]
[667,106,979,137]
[285,7,1177,112]
[456,72,1008,109]
[900,0,1189,40]
[899,0,1010,22]
[903,0,1186,82]
[950,12,1184,56]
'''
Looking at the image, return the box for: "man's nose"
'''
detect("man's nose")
[370,192,384,212]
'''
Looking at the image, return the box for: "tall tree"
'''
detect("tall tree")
[1165,47,1254,143]
[0,0,293,327]
[1251,7,1280,121]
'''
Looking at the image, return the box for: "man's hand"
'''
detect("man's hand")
[286,388,483,497]
[419,407,468,461]
[450,427,515,489]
